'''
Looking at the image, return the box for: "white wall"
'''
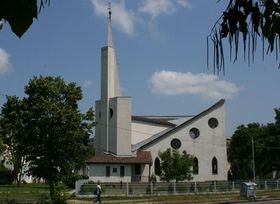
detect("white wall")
[111,97,132,156]
[131,121,168,145]
[88,164,131,183]
[145,105,227,181]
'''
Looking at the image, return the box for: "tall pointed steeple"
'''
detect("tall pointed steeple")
[100,5,121,101]
[107,4,114,48]
[95,6,132,156]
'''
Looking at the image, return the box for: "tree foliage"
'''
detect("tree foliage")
[20,76,94,199]
[158,148,193,182]
[0,96,25,185]
[228,123,263,180]
[228,109,280,180]
[0,0,50,37]
[209,0,280,73]
[0,76,95,200]
[262,108,280,178]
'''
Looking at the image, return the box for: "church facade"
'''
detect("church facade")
[86,11,227,183]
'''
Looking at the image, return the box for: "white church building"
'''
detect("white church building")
[86,10,227,183]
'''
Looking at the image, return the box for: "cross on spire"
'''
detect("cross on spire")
[107,1,114,47]
[108,2,112,22]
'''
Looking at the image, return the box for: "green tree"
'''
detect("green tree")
[228,123,264,180]
[0,0,50,37]
[0,96,25,185]
[158,148,193,182]
[260,109,280,178]
[275,108,280,127]
[228,110,280,180]
[209,0,280,72]
[20,76,94,200]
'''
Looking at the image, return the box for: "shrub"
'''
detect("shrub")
[62,173,88,189]
[0,165,13,184]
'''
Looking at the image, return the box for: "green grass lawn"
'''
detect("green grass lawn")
[0,183,72,202]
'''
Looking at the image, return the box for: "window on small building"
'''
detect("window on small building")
[135,164,141,175]
[120,166,125,177]
[113,167,117,173]
[106,166,110,177]
[193,157,199,175]
[154,157,161,176]
[212,157,218,174]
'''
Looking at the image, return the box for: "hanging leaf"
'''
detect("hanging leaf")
[252,2,261,34]
[221,22,229,38]
[208,0,280,71]
[0,0,38,38]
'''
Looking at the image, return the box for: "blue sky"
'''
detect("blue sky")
[0,0,279,136]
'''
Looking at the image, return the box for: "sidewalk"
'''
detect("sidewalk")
[67,198,265,204]
[67,193,280,204]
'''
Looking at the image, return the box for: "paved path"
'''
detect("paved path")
[236,201,280,204]
[68,198,280,204]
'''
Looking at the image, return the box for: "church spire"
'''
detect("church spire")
[100,3,121,102]
[107,2,114,47]
[95,3,131,156]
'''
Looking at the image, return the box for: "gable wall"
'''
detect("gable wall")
[142,105,227,181]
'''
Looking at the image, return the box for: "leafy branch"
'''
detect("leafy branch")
[0,0,51,37]
[208,0,280,73]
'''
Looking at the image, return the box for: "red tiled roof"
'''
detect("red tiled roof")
[86,151,152,164]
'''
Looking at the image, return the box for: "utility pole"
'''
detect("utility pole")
[251,136,256,181]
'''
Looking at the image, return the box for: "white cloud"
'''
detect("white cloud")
[139,0,192,18]
[149,70,243,100]
[83,80,93,88]
[139,0,175,18]
[89,0,136,35]
[176,0,192,9]
[0,48,12,75]
[89,0,192,37]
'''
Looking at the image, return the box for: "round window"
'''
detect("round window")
[170,138,181,149]
[208,118,219,129]
[189,128,200,139]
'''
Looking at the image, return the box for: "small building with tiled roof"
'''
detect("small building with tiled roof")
[86,10,227,183]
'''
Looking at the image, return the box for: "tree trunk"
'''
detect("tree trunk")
[48,180,56,200]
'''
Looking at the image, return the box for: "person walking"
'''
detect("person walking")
[94,182,102,203]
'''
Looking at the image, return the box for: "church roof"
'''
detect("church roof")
[86,151,152,164]
[132,99,225,151]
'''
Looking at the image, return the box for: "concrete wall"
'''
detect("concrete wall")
[131,121,168,145]
[110,97,132,156]
[101,46,120,100]
[145,104,227,181]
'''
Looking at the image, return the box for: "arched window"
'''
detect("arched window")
[154,157,161,176]
[193,157,199,175]
[212,157,218,174]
